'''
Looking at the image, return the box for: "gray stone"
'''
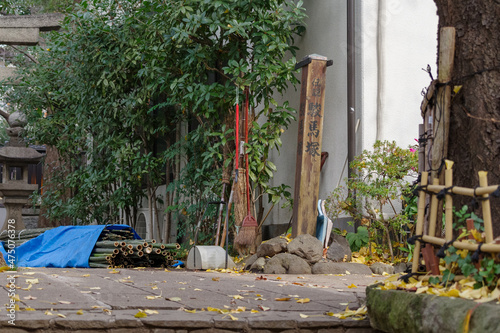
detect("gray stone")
[0,27,39,45]
[287,233,323,264]
[263,253,311,274]
[394,262,411,274]
[312,261,373,275]
[243,253,259,270]
[370,262,395,275]
[0,14,64,31]
[249,257,266,272]
[0,67,17,83]
[366,284,500,333]
[256,236,288,258]
[327,234,352,262]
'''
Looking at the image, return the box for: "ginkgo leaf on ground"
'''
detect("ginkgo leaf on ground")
[275,297,291,301]
[296,298,310,303]
[76,310,84,315]
[134,310,147,318]
[167,297,181,302]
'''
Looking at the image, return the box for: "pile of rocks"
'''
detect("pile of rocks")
[244,233,409,275]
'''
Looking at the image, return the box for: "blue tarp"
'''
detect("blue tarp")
[1,225,140,268]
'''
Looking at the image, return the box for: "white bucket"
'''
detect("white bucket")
[186,245,236,270]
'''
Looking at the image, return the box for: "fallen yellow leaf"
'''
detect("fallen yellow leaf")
[250,309,259,313]
[24,307,36,311]
[144,309,158,315]
[26,278,39,284]
[134,310,147,318]
[76,310,84,315]
[230,295,244,299]
[300,313,309,318]
[57,314,66,318]
[82,274,90,277]
[167,297,181,302]
[275,297,291,301]
[212,277,220,281]
[347,284,357,289]
[146,295,162,300]
[109,269,120,274]
[21,284,32,291]
[296,298,310,304]
[184,308,196,313]
[44,310,54,316]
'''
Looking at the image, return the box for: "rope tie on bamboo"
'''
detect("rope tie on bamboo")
[407,234,425,246]
[471,243,484,263]
[412,185,434,197]
[436,238,457,258]
[469,186,488,209]
[491,186,500,198]
[436,186,455,200]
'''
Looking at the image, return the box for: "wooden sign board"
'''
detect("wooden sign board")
[292,54,332,237]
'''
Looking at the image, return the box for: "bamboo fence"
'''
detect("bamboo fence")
[411,160,500,279]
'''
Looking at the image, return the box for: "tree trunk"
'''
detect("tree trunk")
[434,0,500,237]
[38,146,72,227]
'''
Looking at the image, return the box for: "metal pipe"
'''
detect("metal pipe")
[347,0,356,180]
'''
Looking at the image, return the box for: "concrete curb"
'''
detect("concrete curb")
[366,284,500,333]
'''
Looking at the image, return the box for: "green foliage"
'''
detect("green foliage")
[325,140,418,262]
[438,245,500,290]
[2,0,305,242]
[448,204,484,231]
[346,226,369,252]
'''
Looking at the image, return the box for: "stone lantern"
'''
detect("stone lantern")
[0,110,43,231]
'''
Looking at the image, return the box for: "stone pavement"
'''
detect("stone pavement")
[1,267,385,333]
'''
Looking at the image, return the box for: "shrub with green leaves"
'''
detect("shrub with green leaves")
[2,0,305,243]
[325,140,418,261]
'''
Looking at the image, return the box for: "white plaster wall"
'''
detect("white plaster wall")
[268,0,438,228]
[361,1,439,149]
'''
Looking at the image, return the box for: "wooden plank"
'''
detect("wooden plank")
[431,27,455,179]
[292,55,331,237]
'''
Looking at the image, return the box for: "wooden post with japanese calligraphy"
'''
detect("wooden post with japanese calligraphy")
[292,54,332,237]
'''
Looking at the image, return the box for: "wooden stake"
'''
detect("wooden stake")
[479,171,494,244]
[292,54,332,237]
[431,27,455,179]
[412,172,428,273]
[428,178,440,237]
[444,160,454,242]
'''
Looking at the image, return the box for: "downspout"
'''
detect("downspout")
[376,0,385,141]
[347,0,356,180]
[347,0,358,229]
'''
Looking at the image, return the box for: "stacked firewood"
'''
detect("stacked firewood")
[89,228,181,268]
[0,227,53,246]
[1,226,181,268]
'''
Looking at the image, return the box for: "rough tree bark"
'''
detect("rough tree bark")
[434,0,500,237]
